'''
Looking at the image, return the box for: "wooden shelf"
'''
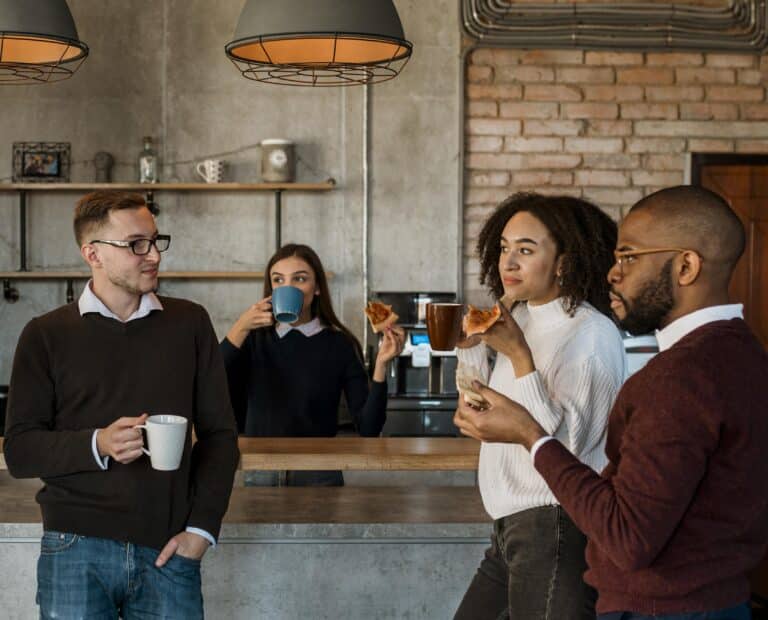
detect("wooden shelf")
[0,182,335,192]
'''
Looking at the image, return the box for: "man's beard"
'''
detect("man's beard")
[613,258,675,335]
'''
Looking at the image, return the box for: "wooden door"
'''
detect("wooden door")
[700,164,768,348]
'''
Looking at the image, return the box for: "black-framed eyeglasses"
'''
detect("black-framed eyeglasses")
[89,234,171,256]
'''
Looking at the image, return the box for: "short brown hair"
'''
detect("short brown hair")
[73,191,147,245]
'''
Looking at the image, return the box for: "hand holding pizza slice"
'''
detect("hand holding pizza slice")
[364,301,400,333]
[462,304,502,338]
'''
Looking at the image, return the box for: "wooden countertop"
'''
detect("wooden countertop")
[238,437,479,471]
[0,437,480,471]
[0,476,489,525]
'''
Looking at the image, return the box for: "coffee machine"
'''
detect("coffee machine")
[371,292,461,437]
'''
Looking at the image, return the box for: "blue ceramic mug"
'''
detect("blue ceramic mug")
[271,285,304,323]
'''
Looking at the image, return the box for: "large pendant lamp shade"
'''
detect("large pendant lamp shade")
[225,0,412,86]
[0,0,88,85]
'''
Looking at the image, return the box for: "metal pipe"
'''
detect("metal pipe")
[457,44,477,304]
[275,190,283,251]
[19,190,27,271]
[361,83,371,362]
[462,0,768,52]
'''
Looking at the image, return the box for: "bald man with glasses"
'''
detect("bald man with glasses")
[455,186,768,619]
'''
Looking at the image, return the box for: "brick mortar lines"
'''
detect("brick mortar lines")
[462,50,768,295]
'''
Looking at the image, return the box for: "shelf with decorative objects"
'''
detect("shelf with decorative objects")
[0,181,335,302]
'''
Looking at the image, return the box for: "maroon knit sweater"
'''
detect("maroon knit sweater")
[535,319,768,615]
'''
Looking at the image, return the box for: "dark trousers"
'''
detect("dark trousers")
[598,602,751,620]
[454,505,596,620]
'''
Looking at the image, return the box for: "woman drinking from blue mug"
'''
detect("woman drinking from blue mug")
[221,243,405,486]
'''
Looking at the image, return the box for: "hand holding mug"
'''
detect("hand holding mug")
[96,414,148,464]
[134,415,188,471]
[227,297,274,347]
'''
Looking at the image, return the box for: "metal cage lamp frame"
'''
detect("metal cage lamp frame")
[0,0,88,85]
[225,0,413,86]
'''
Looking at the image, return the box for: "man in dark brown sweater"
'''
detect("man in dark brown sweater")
[455,185,768,619]
[5,191,240,619]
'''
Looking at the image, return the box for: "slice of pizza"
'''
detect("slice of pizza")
[364,301,399,333]
[462,304,502,338]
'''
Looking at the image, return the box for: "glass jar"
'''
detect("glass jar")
[138,136,158,183]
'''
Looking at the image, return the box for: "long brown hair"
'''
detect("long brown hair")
[264,244,364,361]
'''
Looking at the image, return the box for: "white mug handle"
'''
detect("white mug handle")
[134,423,151,456]
[195,162,208,182]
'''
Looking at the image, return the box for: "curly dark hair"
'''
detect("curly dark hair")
[476,192,617,317]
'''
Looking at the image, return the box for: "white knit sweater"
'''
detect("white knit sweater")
[457,298,626,520]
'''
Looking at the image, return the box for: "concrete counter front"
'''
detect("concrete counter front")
[0,439,489,619]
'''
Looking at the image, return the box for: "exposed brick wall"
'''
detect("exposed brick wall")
[463,49,768,302]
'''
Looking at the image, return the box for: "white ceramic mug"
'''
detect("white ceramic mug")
[135,414,188,471]
[195,159,225,183]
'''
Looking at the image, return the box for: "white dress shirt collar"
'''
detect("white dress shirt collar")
[655,303,743,352]
[275,317,325,339]
[78,280,163,322]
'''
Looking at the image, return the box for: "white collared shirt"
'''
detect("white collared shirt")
[275,317,326,339]
[78,282,215,546]
[655,303,744,352]
[78,280,163,322]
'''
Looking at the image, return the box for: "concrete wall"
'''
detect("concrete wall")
[0,0,461,383]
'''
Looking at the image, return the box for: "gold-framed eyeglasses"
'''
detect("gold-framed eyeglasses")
[613,247,696,275]
[90,234,171,256]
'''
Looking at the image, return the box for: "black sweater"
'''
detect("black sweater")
[4,299,240,550]
[220,327,387,437]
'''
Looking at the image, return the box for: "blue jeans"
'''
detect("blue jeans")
[597,602,751,620]
[37,531,203,619]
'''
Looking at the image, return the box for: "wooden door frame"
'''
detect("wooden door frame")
[691,153,768,186]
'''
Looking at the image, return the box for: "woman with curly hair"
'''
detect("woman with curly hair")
[453,193,626,620]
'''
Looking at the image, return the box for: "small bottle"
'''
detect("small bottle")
[138,136,158,183]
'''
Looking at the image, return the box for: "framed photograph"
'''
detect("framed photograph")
[12,142,70,182]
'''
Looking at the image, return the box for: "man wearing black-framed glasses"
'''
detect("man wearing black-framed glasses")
[5,190,239,619]
[455,185,768,619]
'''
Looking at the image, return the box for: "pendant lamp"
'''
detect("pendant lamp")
[0,0,88,85]
[225,0,412,86]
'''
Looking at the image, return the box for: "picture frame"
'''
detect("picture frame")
[12,142,71,183]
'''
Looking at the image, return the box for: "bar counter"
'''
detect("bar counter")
[0,437,480,471]
[0,438,489,619]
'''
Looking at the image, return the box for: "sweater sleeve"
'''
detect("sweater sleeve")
[4,319,102,479]
[534,380,718,571]
[513,355,621,455]
[455,343,491,383]
[220,336,249,433]
[186,308,240,540]
[342,344,387,437]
